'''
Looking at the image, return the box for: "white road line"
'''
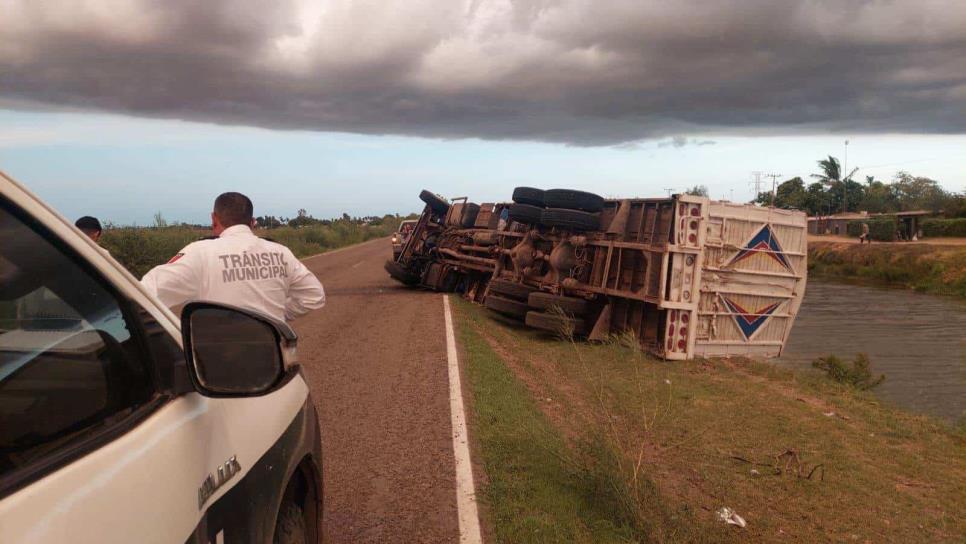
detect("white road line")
[442,295,483,544]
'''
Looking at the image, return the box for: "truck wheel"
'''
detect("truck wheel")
[461,203,481,228]
[512,186,546,207]
[543,189,605,213]
[507,203,543,225]
[485,295,529,319]
[273,501,307,544]
[525,311,588,336]
[540,208,600,231]
[384,260,419,286]
[528,292,589,315]
[419,190,450,215]
[488,278,537,301]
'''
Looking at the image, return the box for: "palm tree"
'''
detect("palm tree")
[810,155,858,185]
[811,155,858,213]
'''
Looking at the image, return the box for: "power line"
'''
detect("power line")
[764,173,782,207]
[749,171,764,198]
[662,187,675,197]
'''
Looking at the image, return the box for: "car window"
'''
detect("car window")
[0,201,155,478]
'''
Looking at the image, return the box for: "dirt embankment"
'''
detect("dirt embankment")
[808,240,966,298]
[453,299,966,543]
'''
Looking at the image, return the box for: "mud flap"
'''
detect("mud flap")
[588,302,612,342]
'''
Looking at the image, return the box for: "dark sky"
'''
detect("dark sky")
[2,0,964,145]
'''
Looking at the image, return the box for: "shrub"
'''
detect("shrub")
[102,217,408,277]
[847,217,896,241]
[921,218,966,238]
[812,354,885,390]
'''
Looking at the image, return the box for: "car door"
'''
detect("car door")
[0,186,311,543]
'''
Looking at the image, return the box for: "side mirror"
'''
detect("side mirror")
[181,302,298,397]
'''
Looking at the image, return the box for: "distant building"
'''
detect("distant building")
[808,210,940,238]
[807,212,869,236]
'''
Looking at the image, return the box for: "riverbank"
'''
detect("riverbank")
[808,240,966,298]
[453,298,966,543]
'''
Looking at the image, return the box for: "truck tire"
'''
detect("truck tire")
[507,203,543,225]
[543,189,605,213]
[512,186,546,207]
[273,501,307,544]
[528,292,589,315]
[540,208,600,231]
[419,189,450,215]
[485,295,529,318]
[488,278,537,301]
[525,311,588,336]
[384,260,419,286]
[461,203,481,228]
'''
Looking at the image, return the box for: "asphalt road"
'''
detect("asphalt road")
[291,238,460,543]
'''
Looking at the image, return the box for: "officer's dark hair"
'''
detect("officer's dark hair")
[75,216,102,234]
[213,192,254,227]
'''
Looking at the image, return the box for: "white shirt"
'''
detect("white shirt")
[141,225,325,321]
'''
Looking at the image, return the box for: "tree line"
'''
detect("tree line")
[753,156,965,217]
[254,209,411,229]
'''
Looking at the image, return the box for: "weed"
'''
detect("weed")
[811,353,885,390]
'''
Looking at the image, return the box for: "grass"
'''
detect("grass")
[809,241,966,298]
[453,298,966,543]
[455,298,639,543]
[101,218,406,277]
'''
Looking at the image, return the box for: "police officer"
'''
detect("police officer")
[141,192,325,321]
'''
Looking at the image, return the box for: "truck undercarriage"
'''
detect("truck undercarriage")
[386,187,807,360]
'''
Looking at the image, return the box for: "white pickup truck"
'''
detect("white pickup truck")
[0,171,322,543]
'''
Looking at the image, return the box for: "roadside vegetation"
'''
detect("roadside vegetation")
[753,156,964,219]
[808,241,966,298]
[102,212,412,277]
[453,298,966,543]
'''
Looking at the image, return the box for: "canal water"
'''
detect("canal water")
[780,280,966,422]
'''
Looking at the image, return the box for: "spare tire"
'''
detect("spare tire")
[543,189,605,213]
[540,208,600,231]
[384,260,419,286]
[512,187,545,207]
[419,190,450,215]
[525,311,588,336]
[460,203,481,228]
[485,295,529,319]
[528,292,589,315]
[507,203,543,225]
[488,278,537,301]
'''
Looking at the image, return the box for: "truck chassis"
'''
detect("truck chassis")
[386,187,807,360]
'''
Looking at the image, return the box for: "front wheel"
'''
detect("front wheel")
[273,501,307,544]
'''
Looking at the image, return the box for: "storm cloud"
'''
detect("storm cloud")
[1,0,964,145]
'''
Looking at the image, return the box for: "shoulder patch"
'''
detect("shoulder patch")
[167,253,185,264]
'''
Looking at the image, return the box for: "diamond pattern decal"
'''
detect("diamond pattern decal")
[720,296,782,339]
[728,224,792,271]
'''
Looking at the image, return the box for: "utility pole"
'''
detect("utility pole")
[843,139,850,212]
[764,173,782,207]
[663,187,675,198]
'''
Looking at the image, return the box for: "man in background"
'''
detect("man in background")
[75,216,103,243]
[141,192,325,322]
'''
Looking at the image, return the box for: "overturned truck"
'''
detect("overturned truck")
[385,188,807,360]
